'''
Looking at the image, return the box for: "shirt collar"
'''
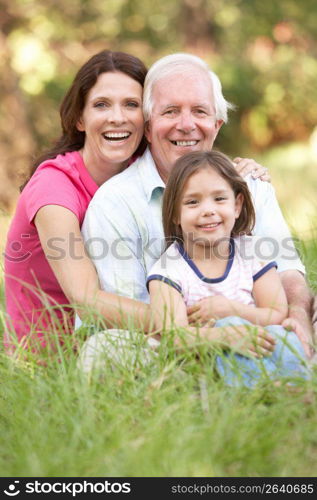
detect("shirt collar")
[176,238,235,283]
[137,147,165,202]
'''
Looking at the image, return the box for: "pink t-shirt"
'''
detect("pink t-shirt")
[4,151,99,349]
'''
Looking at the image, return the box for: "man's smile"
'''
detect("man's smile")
[170,140,199,146]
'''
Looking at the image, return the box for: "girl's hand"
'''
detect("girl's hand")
[175,324,276,359]
[220,324,276,359]
[233,157,271,182]
[187,296,231,325]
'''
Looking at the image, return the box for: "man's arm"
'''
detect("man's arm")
[280,270,313,356]
[250,179,314,355]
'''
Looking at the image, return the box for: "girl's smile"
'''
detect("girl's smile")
[197,221,222,230]
[178,166,243,253]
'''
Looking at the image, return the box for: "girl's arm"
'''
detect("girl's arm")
[35,205,151,331]
[250,267,288,323]
[149,280,276,358]
[148,279,189,330]
[188,268,288,326]
[227,267,288,325]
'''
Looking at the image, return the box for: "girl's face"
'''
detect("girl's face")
[177,166,243,250]
[77,71,144,172]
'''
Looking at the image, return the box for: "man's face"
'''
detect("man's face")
[145,69,223,181]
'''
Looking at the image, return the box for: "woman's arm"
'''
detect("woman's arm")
[35,205,151,331]
[149,280,275,358]
[188,268,288,326]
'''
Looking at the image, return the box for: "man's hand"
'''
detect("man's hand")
[187,296,231,325]
[280,270,315,359]
[282,315,313,359]
[233,157,270,182]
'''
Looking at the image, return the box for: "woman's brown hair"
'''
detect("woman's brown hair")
[21,50,147,190]
[162,150,255,246]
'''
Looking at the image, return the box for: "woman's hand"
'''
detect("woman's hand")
[187,296,231,325]
[233,157,270,182]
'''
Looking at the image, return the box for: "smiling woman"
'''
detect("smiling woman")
[76,71,144,184]
[3,50,151,354]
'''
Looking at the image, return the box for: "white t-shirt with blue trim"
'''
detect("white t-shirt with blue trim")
[147,236,277,307]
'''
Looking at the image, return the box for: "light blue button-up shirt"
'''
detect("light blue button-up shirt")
[81,148,305,303]
[82,148,165,302]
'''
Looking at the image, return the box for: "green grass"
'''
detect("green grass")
[0,237,317,477]
[0,238,317,478]
[0,141,316,478]
[0,332,316,477]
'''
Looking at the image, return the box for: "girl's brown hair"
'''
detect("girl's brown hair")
[21,50,147,190]
[162,150,255,246]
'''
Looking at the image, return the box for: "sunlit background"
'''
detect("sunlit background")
[1,0,317,252]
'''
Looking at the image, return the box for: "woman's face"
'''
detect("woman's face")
[77,71,144,172]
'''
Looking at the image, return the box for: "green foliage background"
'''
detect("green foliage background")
[1,1,317,478]
[1,0,317,211]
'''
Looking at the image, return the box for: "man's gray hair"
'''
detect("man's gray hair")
[143,53,234,123]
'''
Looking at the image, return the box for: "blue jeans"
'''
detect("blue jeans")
[214,316,310,388]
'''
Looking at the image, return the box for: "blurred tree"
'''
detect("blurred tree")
[1,0,317,209]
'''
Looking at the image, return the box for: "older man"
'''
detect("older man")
[82,53,313,355]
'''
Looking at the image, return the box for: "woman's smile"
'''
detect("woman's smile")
[77,71,144,180]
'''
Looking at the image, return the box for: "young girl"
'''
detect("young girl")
[147,151,309,387]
